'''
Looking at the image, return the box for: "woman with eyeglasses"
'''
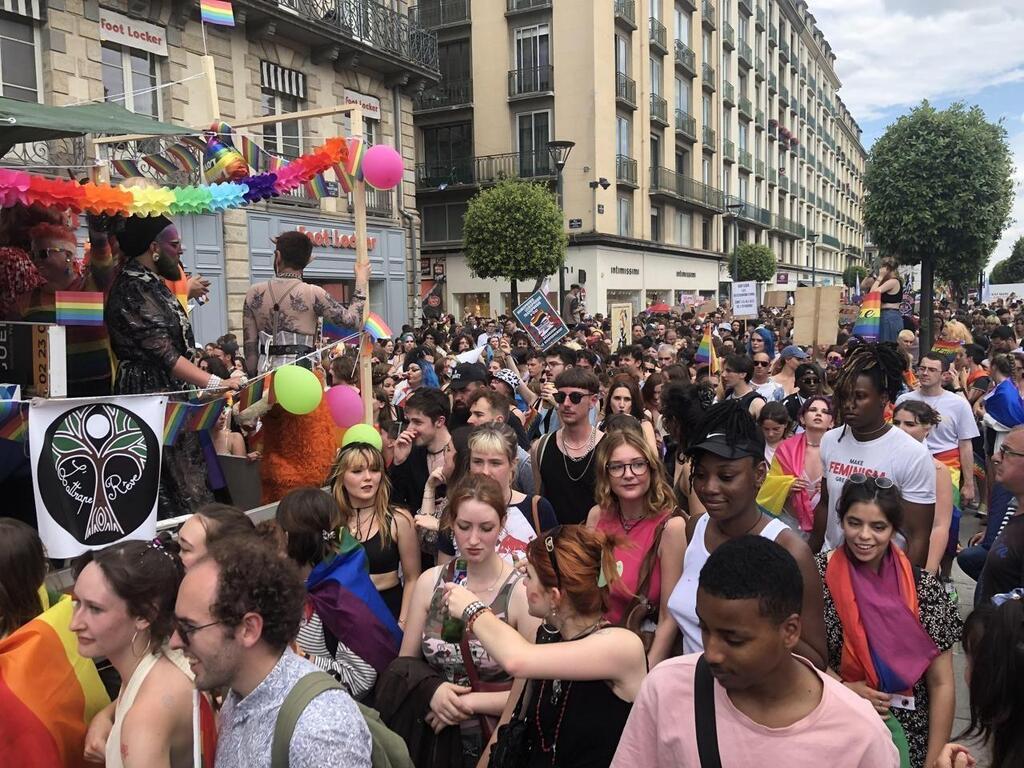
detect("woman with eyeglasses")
[666,400,828,668]
[399,474,539,766]
[586,430,686,667]
[601,374,658,452]
[816,477,961,768]
[71,540,198,768]
[444,524,648,768]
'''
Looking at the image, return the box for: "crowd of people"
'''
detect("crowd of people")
[4,204,1024,767]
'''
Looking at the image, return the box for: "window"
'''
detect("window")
[261,90,301,159]
[0,17,38,102]
[618,195,632,237]
[617,116,631,157]
[651,206,662,242]
[701,216,712,250]
[651,0,661,21]
[702,30,711,64]
[422,122,473,180]
[517,111,551,175]
[101,43,161,118]
[362,117,380,147]
[738,123,748,152]
[422,202,467,242]
[675,76,690,114]
[650,134,661,167]
[615,34,630,75]
[676,210,692,246]
[675,148,689,175]
[675,4,690,43]
[515,24,550,74]
[650,57,663,95]
[702,157,711,185]
[739,175,748,201]
[438,39,471,82]
[701,93,711,125]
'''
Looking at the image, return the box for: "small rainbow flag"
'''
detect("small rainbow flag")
[188,400,225,432]
[323,319,357,342]
[930,339,962,363]
[342,137,364,178]
[364,311,392,341]
[55,291,104,327]
[179,135,208,153]
[110,158,142,178]
[166,143,198,172]
[265,154,286,173]
[143,152,179,176]
[163,401,190,446]
[694,324,720,374]
[200,0,235,25]
[239,134,260,172]
[238,372,273,411]
[852,291,881,341]
[333,163,353,194]
[0,400,27,442]
[303,172,328,200]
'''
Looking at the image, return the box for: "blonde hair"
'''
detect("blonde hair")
[943,320,973,345]
[328,444,395,548]
[467,423,518,483]
[594,430,676,518]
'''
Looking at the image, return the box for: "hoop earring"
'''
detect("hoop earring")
[540,605,560,637]
[130,629,148,657]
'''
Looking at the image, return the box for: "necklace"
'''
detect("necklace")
[560,429,596,482]
[427,439,451,457]
[350,507,376,540]
[852,423,889,441]
[276,271,302,280]
[466,561,508,595]
[536,619,607,755]
[561,428,595,451]
[717,510,763,540]
[618,508,646,533]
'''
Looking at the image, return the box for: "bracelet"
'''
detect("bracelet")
[206,374,222,390]
[465,606,491,633]
[461,600,488,624]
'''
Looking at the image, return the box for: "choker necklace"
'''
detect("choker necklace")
[852,423,889,441]
[719,510,763,539]
[618,509,646,532]
[276,271,302,279]
[427,439,450,457]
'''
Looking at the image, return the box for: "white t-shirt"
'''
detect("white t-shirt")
[754,379,786,402]
[819,425,935,549]
[895,389,980,454]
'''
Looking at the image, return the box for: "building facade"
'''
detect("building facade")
[4,0,439,341]
[412,0,866,318]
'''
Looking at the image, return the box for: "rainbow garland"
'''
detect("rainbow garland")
[0,137,352,217]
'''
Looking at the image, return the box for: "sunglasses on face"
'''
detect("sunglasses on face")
[753,360,771,367]
[847,473,895,490]
[554,391,589,404]
[172,617,223,648]
[34,247,73,261]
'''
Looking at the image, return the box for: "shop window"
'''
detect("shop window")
[457,293,492,319]
[101,42,161,119]
[0,16,39,102]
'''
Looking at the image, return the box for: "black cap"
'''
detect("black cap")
[116,215,173,259]
[687,431,766,461]
[450,362,488,390]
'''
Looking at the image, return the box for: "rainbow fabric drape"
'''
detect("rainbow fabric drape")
[852,291,880,341]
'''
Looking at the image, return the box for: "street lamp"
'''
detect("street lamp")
[807,232,819,287]
[725,201,744,307]
[547,139,575,314]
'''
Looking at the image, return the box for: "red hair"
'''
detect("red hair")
[28,222,76,248]
[526,525,622,616]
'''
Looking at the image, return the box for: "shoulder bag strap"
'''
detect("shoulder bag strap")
[530,495,542,535]
[459,632,483,689]
[694,655,722,768]
[271,671,344,768]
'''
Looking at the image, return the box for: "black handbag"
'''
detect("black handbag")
[488,680,536,768]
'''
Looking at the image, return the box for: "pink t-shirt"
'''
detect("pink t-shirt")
[611,654,899,768]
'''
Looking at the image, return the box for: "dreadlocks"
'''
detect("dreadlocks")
[685,399,761,461]
[831,341,907,425]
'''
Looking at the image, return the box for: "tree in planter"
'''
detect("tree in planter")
[864,101,1013,351]
[990,236,1024,285]
[734,242,777,283]
[843,265,868,288]
[462,177,567,309]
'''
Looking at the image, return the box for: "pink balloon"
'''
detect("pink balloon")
[361,144,404,190]
[326,384,363,428]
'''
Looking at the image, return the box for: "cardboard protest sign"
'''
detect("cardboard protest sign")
[513,291,569,351]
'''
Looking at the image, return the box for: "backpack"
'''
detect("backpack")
[271,670,413,768]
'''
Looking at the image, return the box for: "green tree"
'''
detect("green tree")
[462,177,567,307]
[990,236,1024,284]
[734,243,777,282]
[843,265,868,288]
[863,101,1014,350]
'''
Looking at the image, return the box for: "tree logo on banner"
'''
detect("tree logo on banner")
[38,404,160,543]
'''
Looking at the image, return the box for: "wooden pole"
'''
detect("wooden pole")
[349,107,373,425]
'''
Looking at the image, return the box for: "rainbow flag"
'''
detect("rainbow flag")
[852,291,881,341]
[200,0,235,25]
[55,291,104,327]
[266,154,285,173]
[238,372,273,411]
[364,311,392,341]
[0,593,111,768]
[143,152,179,176]
[930,339,962,363]
[110,158,142,178]
[239,134,260,172]
[0,400,27,442]
[333,163,352,194]
[188,400,225,432]
[342,137,364,178]
[694,324,720,374]
[166,143,198,172]
[323,319,357,342]
[179,135,208,153]
[163,401,190,446]
[303,172,328,200]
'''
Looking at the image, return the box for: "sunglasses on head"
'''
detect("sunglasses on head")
[544,526,563,588]
[554,391,589,404]
[847,473,895,490]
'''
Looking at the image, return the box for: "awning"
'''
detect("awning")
[0,97,190,156]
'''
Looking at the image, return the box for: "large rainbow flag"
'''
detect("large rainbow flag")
[0,593,110,767]
[693,324,720,374]
[852,291,881,341]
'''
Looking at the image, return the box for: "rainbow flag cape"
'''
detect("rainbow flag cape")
[757,434,816,531]
[364,312,392,341]
[0,400,28,442]
[852,291,881,341]
[307,529,402,675]
[930,339,962,363]
[55,291,104,326]
[163,401,190,446]
[0,593,111,767]
[200,0,235,25]
[694,324,720,374]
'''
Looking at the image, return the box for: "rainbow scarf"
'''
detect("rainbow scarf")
[852,291,881,341]
[0,593,110,767]
[757,433,816,530]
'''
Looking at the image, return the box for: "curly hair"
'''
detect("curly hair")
[594,429,676,517]
[207,537,305,652]
[659,381,710,446]
[830,342,907,422]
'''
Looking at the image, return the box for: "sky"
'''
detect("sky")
[808,0,1024,272]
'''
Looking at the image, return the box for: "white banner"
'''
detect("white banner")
[733,281,758,319]
[30,396,166,558]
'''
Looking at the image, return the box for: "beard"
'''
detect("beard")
[154,251,182,281]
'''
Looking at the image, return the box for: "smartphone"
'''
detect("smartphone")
[387,421,403,440]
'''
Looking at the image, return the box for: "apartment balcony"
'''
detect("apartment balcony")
[614,0,637,29]
[738,41,752,68]
[615,72,637,109]
[790,97,799,114]
[779,39,790,62]
[722,21,735,50]
[702,125,716,150]
[410,0,468,30]
[675,109,697,141]
[755,56,765,80]
[821,233,841,249]
[506,0,551,13]
[755,158,764,178]
[771,213,804,238]
[722,80,735,106]
[738,0,752,16]
[755,4,764,29]
[768,72,777,93]
[799,104,806,120]
[701,0,715,29]
[768,166,776,185]
[415,150,555,191]
[701,63,716,91]
[807,114,816,132]
[779,85,789,104]
[678,0,697,10]
[674,40,697,77]
[507,65,553,98]
[650,93,669,126]
[727,197,771,228]
[738,95,752,120]
[738,149,752,171]
[649,17,668,54]
[616,154,639,187]
[651,166,725,211]
[777,175,787,192]
[413,78,472,112]
[723,139,735,162]
[799,145,806,161]
[768,22,777,47]
[755,107,764,125]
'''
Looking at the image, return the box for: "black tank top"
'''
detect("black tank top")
[360,514,400,575]
[881,277,902,305]
[539,433,597,525]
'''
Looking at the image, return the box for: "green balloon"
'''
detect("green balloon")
[272,365,323,415]
[342,423,382,451]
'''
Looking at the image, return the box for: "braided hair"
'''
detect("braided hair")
[831,342,907,431]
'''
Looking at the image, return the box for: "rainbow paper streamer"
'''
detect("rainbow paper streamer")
[200,0,235,26]
[852,291,881,341]
[188,401,224,432]
[930,339,962,363]
[143,153,179,176]
[166,143,198,172]
[163,401,190,446]
[364,312,392,341]
[238,372,273,411]
[0,400,28,442]
[55,291,104,327]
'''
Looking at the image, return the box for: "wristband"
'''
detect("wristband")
[206,374,222,390]
[465,605,491,633]
[461,600,488,624]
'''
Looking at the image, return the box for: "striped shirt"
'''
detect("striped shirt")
[296,610,377,700]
